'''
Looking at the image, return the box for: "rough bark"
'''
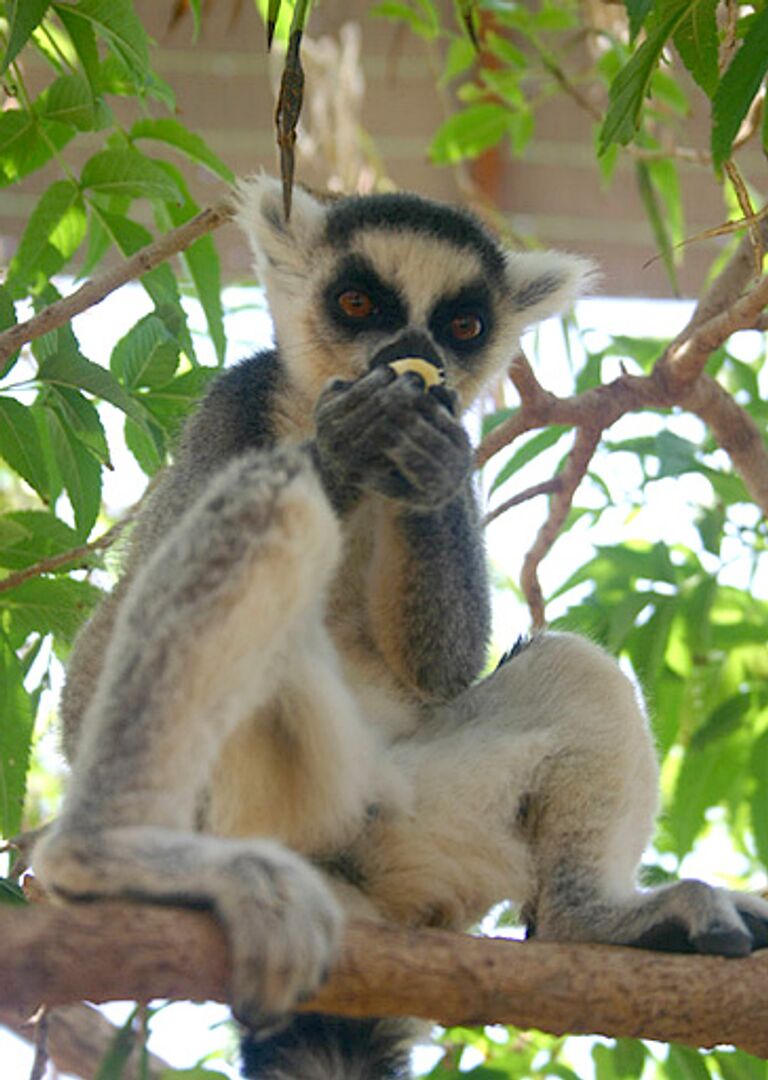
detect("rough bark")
[5,901,768,1060]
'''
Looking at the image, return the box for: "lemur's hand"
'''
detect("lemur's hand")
[313,365,472,511]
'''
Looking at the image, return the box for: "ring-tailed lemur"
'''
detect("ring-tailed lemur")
[34,177,768,1079]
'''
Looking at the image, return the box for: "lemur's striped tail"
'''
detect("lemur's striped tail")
[242,1015,416,1079]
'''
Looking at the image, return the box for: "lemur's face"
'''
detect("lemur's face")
[237,178,592,408]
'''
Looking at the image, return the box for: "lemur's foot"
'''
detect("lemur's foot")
[534,879,768,958]
[627,882,768,956]
[215,842,343,1033]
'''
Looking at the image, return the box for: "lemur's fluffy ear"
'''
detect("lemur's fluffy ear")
[505,250,597,325]
[235,175,326,290]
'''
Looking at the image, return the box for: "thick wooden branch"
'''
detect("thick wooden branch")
[6,901,768,1059]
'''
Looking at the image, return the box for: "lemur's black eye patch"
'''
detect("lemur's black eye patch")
[323,257,407,336]
[429,282,494,361]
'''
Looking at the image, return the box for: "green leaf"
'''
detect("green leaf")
[750,731,768,867]
[635,161,679,294]
[599,1,694,153]
[715,1049,768,1080]
[47,387,110,464]
[0,642,35,838]
[5,180,87,299]
[137,367,217,436]
[1,577,101,647]
[490,426,569,494]
[486,31,526,69]
[669,736,745,857]
[52,0,150,83]
[55,4,100,93]
[110,314,180,389]
[0,286,19,378]
[690,694,752,750]
[94,1007,142,1080]
[627,594,677,688]
[38,73,96,130]
[0,0,52,74]
[481,406,515,439]
[44,408,102,538]
[430,102,511,164]
[645,155,684,249]
[0,109,74,187]
[371,1,439,39]
[187,0,202,39]
[0,510,80,571]
[130,118,235,183]
[81,148,184,202]
[159,1070,230,1080]
[37,348,149,428]
[613,1039,647,1079]
[665,1044,712,1080]
[0,398,51,500]
[153,162,226,363]
[88,207,195,357]
[623,0,652,40]
[712,5,768,168]
[123,414,167,476]
[442,35,476,82]
[673,0,719,98]
[0,877,28,904]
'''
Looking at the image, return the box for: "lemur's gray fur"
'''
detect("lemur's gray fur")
[34,178,768,1079]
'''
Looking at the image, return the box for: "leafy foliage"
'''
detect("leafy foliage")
[0,0,229,863]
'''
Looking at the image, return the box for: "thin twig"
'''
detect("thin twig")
[0,514,132,597]
[676,207,768,335]
[520,426,602,629]
[0,195,236,366]
[483,478,560,527]
[28,1008,48,1080]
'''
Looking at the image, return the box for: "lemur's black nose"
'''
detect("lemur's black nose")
[368,330,444,373]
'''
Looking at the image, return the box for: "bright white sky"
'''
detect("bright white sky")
[4,287,766,1078]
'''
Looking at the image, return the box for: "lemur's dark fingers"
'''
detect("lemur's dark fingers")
[315,367,396,442]
[378,412,469,472]
[315,365,393,420]
[427,383,459,414]
[378,375,467,443]
[359,461,419,501]
[374,425,471,504]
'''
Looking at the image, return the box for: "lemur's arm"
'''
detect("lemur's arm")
[313,364,490,700]
[368,488,490,700]
[60,351,283,758]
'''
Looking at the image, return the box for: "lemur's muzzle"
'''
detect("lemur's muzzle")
[368,331,445,376]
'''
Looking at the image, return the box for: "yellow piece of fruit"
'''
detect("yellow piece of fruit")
[388,357,445,388]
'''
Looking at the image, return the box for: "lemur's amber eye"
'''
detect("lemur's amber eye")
[450,314,483,341]
[338,290,375,319]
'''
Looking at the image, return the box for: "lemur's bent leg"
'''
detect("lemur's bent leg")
[34,448,354,1026]
[355,633,768,954]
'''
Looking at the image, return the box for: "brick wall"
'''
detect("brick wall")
[2,0,758,298]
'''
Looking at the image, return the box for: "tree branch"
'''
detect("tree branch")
[477,278,768,526]
[7,901,768,1060]
[520,426,602,628]
[0,195,236,367]
[0,518,128,596]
